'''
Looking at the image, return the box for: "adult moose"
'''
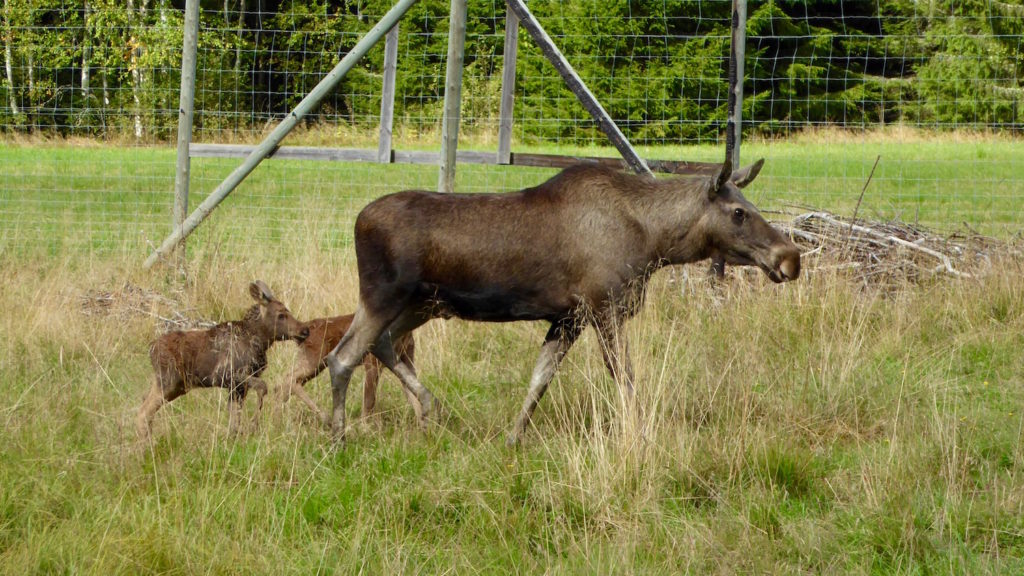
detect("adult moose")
[325,155,801,445]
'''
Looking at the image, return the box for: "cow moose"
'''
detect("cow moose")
[324,156,801,445]
[281,313,415,424]
[136,281,309,439]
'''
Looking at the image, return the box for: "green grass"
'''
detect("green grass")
[1,134,1022,261]
[1,137,1024,573]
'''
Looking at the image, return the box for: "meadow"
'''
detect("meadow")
[1,133,1023,573]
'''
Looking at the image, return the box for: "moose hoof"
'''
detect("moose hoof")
[505,431,523,448]
[330,421,347,443]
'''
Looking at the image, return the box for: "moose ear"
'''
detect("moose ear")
[730,158,765,188]
[249,281,275,305]
[709,156,733,198]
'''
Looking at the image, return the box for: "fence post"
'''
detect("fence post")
[438,0,467,192]
[505,0,651,177]
[497,9,518,165]
[726,0,746,168]
[378,23,399,164]
[172,0,200,256]
[144,0,421,269]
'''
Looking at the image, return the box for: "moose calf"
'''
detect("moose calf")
[136,281,309,439]
[281,314,415,425]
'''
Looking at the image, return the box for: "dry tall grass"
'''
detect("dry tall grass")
[2,235,1023,572]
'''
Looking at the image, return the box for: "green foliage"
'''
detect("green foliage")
[1,0,1022,141]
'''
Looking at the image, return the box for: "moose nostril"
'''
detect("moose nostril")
[780,257,800,281]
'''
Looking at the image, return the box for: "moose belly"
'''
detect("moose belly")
[418,282,568,322]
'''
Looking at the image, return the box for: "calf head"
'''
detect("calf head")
[249,281,309,343]
[702,159,801,283]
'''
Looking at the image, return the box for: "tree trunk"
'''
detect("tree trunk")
[2,0,17,115]
[128,0,148,139]
[81,1,92,112]
[234,0,245,75]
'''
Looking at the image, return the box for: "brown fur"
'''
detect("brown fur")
[281,313,415,424]
[324,160,802,443]
[136,281,309,439]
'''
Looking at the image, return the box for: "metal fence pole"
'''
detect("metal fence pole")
[378,23,399,164]
[172,0,200,255]
[497,9,518,165]
[438,0,467,192]
[144,0,420,269]
[505,0,650,177]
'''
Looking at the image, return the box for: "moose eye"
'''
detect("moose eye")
[732,208,746,224]
[278,313,288,320]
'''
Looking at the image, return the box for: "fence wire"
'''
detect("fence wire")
[1,0,1022,260]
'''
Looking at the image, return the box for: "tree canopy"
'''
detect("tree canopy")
[2,0,1021,143]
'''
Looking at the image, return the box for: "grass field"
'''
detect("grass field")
[1,135,1023,573]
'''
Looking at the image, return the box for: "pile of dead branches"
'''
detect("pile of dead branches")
[80,283,215,331]
[776,209,1019,284]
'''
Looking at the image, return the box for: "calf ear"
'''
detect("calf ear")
[249,281,275,305]
[730,158,765,188]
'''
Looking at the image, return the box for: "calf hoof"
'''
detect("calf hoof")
[135,418,151,441]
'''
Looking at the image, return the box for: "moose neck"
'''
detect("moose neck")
[630,175,714,267]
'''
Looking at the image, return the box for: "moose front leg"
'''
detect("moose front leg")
[595,318,646,438]
[595,321,635,403]
[507,320,582,446]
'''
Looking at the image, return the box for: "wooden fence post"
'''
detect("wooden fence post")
[172,0,199,258]
[378,23,399,164]
[438,0,468,192]
[144,0,421,269]
[497,9,518,165]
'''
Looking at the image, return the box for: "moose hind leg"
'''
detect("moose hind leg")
[507,320,582,446]
[326,305,397,440]
[372,324,432,427]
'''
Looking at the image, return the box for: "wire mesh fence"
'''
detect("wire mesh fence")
[1,0,1022,261]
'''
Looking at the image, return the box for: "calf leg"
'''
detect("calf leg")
[507,319,582,446]
[136,375,185,440]
[362,351,421,419]
[396,335,419,413]
[361,356,382,418]
[249,377,268,430]
[281,361,328,423]
[227,386,246,437]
